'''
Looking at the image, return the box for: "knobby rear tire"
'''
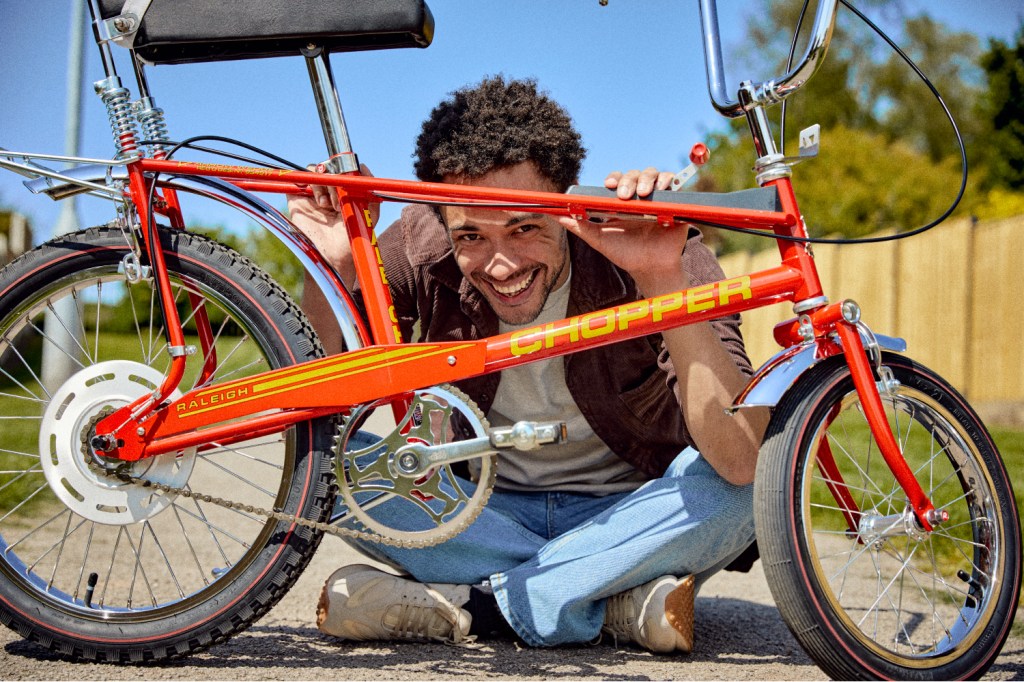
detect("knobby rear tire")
[755,353,1021,679]
[0,226,335,662]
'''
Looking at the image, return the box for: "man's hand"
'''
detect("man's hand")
[286,191,353,281]
[558,167,688,297]
[604,166,675,201]
[288,163,382,356]
[563,167,766,484]
[287,163,380,287]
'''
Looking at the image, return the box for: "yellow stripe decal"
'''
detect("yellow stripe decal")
[176,344,474,419]
[254,345,430,393]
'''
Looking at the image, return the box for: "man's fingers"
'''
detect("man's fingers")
[656,170,674,191]
[604,167,675,200]
[604,170,624,189]
[634,166,663,198]
[615,169,641,199]
[304,162,339,211]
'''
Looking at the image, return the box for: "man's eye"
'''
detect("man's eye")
[515,224,540,235]
[455,233,481,242]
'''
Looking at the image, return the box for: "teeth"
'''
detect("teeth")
[492,272,535,297]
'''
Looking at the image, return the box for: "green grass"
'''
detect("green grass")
[989,425,1024,528]
[800,414,1024,638]
[805,414,1024,559]
[987,426,1024,637]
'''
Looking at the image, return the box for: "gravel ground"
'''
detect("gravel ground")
[2,534,1022,681]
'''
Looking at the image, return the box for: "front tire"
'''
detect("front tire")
[0,226,334,661]
[755,353,1021,679]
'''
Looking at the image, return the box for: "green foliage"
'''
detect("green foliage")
[977,29,1024,190]
[869,16,983,162]
[973,187,1024,221]
[701,1,1001,254]
[706,124,979,254]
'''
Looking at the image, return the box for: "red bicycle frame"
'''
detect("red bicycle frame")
[92,157,938,530]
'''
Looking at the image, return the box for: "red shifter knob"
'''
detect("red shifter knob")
[689,143,710,166]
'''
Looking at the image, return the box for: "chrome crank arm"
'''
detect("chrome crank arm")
[393,420,567,477]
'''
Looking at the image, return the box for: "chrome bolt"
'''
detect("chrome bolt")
[137,427,146,436]
[397,452,419,474]
[447,356,457,366]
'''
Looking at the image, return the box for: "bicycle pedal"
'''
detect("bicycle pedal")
[488,421,567,451]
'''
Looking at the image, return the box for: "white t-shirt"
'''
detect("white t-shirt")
[486,271,648,494]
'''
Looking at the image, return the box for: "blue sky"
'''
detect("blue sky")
[1,0,1022,240]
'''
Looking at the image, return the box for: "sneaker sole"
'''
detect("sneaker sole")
[663,575,695,653]
[316,580,330,630]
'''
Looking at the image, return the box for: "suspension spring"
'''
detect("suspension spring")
[95,76,140,159]
[135,97,170,157]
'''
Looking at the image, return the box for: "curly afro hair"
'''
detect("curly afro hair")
[413,76,586,192]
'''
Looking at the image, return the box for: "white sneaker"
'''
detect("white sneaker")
[602,574,694,653]
[317,565,472,644]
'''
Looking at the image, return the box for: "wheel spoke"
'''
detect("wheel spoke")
[773,359,1019,678]
[0,228,327,660]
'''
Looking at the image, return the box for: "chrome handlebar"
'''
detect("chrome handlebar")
[699,0,840,118]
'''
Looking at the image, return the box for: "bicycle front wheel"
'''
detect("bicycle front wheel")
[0,225,334,661]
[756,353,1021,680]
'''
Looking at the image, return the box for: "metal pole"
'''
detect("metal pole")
[304,47,359,173]
[42,1,87,389]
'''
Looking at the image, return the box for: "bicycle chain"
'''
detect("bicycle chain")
[85,386,493,550]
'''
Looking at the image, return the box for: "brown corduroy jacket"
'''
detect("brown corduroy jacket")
[374,204,753,479]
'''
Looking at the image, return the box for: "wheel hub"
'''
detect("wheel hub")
[39,360,195,525]
[857,505,930,545]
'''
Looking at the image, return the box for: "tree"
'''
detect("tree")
[703,124,978,253]
[977,29,1024,190]
[702,0,986,253]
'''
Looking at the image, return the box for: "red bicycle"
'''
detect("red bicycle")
[0,0,1018,678]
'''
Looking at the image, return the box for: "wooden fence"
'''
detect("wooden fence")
[716,214,1024,423]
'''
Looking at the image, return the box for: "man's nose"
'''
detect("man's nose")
[482,248,521,280]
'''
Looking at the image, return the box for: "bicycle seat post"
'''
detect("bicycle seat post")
[302,45,359,174]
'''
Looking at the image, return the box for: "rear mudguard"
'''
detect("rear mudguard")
[25,164,369,352]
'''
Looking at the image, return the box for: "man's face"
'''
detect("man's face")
[441,162,570,326]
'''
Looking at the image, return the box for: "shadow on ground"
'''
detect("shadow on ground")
[3,597,815,679]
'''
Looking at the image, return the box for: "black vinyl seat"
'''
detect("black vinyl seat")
[97,0,433,64]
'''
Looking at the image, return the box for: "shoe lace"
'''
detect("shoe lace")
[385,591,478,647]
[602,592,638,645]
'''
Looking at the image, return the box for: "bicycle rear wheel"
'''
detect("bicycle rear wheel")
[0,225,334,661]
[756,353,1021,679]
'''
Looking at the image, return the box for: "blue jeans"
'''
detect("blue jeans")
[342,439,754,647]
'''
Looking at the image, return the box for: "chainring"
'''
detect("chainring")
[335,384,496,547]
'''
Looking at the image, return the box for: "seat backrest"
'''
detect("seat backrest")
[97,0,434,64]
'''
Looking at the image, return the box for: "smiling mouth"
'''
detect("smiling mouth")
[488,270,537,298]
